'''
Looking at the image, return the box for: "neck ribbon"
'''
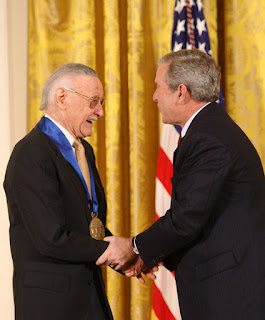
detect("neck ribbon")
[35,116,98,213]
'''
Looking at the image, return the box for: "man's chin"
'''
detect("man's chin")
[80,129,93,138]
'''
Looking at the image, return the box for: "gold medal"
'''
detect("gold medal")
[89,212,105,240]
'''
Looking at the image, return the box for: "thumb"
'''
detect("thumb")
[96,251,108,265]
[103,236,112,242]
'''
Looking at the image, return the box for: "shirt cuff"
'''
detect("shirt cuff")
[132,236,139,254]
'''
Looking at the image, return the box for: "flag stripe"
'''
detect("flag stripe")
[155,179,171,218]
[154,267,181,320]
[152,283,176,320]
[160,125,179,162]
[156,147,173,195]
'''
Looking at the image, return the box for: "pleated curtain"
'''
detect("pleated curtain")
[27,1,265,319]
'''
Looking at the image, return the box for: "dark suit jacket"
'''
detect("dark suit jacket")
[137,103,265,320]
[4,128,113,320]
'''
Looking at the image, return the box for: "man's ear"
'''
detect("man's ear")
[177,84,190,104]
[55,88,66,110]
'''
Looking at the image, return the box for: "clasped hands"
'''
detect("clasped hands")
[96,236,160,283]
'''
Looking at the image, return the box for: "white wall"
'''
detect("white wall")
[0,0,13,318]
[0,0,28,319]
[7,0,28,147]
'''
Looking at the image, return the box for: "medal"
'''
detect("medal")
[89,212,105,240]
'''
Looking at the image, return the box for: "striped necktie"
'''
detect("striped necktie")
[178,133,182,146]
[73,138,92,198]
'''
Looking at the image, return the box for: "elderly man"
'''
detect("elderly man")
[97,50,265,320]
[4,63,113,320]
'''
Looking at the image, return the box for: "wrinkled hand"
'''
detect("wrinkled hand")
[96,236,136,270]
[124,257,162,284]
[96,236,160,284]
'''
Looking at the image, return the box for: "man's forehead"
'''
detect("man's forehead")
[155,63,168,82]
[74,75,103,91]
[74,74,99,83]
[158,63,169,73]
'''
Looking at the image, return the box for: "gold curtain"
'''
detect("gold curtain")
[27,1,265,319]
[28,0,173,319]
[205,0,265,166]
[224,1,265,165]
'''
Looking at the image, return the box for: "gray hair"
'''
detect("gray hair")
[40,63,97,110]
[159,49,221,102]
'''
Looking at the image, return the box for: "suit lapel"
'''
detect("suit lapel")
[40,130,105,226]
[45,134,89,206]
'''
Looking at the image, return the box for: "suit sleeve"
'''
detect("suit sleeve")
[5,141,109,263]
[136,134,232,268]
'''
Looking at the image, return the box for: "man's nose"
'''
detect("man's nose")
[95,103,104,117]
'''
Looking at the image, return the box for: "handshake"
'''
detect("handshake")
[96,236,162,283]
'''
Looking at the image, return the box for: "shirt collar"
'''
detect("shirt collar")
[45,114,75,147]
[181,102,210,138]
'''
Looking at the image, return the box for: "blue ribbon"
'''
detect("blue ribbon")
[35,116,98,213]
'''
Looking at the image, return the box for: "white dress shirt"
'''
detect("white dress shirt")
[180,102,210,138]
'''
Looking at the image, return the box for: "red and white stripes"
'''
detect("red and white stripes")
[152,124,182,320]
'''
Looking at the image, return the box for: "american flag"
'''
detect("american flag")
[151,1,224,319]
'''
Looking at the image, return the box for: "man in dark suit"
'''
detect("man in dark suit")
[4,63,113,320]
[96,50,265,319]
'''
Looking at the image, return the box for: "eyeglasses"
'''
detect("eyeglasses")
[62,87,104,109]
